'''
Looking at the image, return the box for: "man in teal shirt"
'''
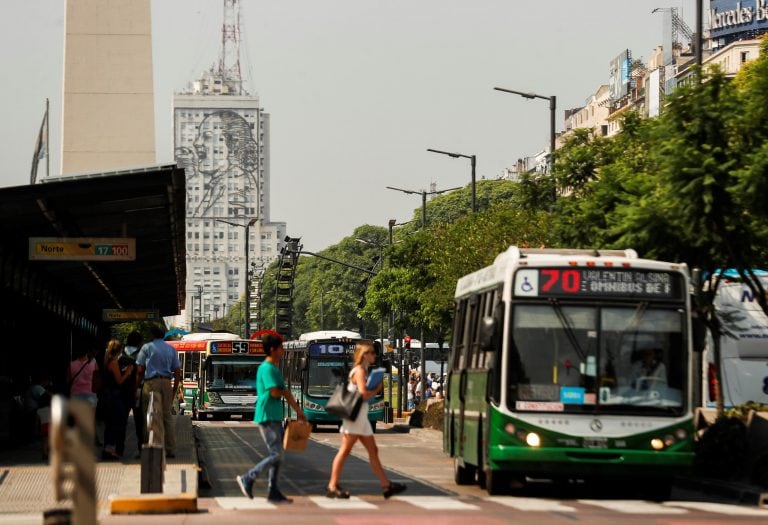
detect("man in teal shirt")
[236,332,305,503]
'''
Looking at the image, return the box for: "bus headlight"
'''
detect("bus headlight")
[650,438,665,450]
[504,423,516,435]
[664,434,676,447]
[675,428,688,440]
[207,392,221,403]
[303,399,324,411]
[525,432,541,447]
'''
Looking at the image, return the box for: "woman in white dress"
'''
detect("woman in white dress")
[326,341,407,499]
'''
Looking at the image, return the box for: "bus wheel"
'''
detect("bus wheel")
[453,458,476,485]
[483,468,511,495]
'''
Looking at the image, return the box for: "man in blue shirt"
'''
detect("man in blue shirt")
[236,332,305,503]
[136,325,181,457]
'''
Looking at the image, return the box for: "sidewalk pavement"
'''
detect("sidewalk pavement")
[0,411,198,520]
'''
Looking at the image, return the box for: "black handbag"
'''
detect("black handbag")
[325,381,363,421]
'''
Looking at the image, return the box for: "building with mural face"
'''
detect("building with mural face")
[174,70,285,332]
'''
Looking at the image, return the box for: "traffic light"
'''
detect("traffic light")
[404,335,411,349]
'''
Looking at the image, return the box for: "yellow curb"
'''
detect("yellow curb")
[109,493,197,514]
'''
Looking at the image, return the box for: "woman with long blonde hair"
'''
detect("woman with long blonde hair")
[326,341,406,499]
[101,338,134,459]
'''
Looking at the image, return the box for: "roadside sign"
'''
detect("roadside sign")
[29,237,136,261]
[102,309,159,322]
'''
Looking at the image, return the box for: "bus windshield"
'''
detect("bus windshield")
[509,302,685,415]
[306,358,346,397]
[206,356,261,390]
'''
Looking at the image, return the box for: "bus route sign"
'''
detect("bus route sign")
[102,309,159,322]
[210,340,265,355]
[29,237,136,261]
[514,267,684,300]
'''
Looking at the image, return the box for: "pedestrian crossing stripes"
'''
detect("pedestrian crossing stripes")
[579,499,687,514]
[485,496,575,512]
[310,495,377,509]
[663,501,768,517]
[211,495,768,516]
[393,495,480,510]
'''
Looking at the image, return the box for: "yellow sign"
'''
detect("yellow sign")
[29,237,136,261]
[102,309,159,322]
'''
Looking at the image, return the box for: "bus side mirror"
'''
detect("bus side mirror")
[300,357,307,370]
[479,316,497,352]
[692,313,706,353]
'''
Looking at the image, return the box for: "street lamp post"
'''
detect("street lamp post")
[385,186,461,227]
[217,217,257,338]
[196,285,203,330]
[493,87,557,197]
[426,149,477,213]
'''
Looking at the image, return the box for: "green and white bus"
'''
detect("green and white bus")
[283,331,387,431]
[444,247,696,495]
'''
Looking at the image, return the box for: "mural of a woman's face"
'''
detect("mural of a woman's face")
[193,113,230,174]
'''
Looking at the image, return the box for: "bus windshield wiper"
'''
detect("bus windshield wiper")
[614,301,649,354]
[549,298,587,361]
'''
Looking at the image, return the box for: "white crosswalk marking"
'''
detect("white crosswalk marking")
[212,495,768,517]
[485,496,576,512]
[665,501,768,516]
[579,499,688,514]
[216,496,276,509]
[310,495,378,509]
[0,514,42,525]
[394,496,479,510]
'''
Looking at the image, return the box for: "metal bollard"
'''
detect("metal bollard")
[383,401,393,424]
[140,390,165,493]
[49,395,96,525]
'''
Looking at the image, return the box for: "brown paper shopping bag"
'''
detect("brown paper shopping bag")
[283,420,312,452]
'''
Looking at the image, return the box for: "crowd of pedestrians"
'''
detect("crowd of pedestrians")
[406,371,444,410]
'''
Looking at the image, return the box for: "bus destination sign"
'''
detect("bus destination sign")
[210,340,265,355]
[309,343,355,357]
[514,268,683,299]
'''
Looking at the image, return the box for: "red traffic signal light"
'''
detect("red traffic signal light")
[404,335,411,349]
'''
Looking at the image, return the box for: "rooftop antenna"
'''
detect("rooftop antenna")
[219,0,245,95]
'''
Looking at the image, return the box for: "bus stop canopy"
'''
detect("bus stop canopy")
[0,164,186,325]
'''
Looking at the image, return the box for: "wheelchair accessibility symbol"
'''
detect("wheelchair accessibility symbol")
[515,269,539,296]
[521,277,534,292]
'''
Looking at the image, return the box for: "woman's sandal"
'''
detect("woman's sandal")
[383,481,406,499]
[326,486,350,499]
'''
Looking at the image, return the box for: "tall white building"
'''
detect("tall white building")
[173,3,284,331]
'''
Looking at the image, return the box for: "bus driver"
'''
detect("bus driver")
[630,347,667,390]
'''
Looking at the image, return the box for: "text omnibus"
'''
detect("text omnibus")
[283,330,387,431]
[169,334,265,420]
[703,269,768,408]
[444,246,696,495]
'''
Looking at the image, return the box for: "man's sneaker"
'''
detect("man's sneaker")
[383,481,407,499]
[267,492,293,504]
[235,475,253,499]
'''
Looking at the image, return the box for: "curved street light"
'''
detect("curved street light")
[493,86,557,201]
[386,185,462,227]
[426,149,477,213]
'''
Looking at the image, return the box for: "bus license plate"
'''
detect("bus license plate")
[583,437,608,449]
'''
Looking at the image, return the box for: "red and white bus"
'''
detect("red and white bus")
[169,333,266,420]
